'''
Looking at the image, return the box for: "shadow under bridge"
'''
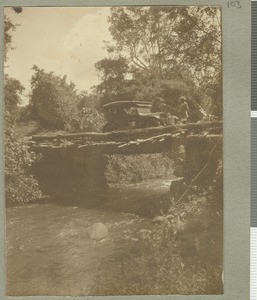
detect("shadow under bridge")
[27,121,223,204]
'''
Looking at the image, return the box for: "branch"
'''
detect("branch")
[131,57,147,70]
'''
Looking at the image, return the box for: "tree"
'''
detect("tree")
[4,7,23,61]
[4,16,43,204]
[77,92,105,132]
[30,65,80,131]
[95,6,222,119]
[109,6,221,85]
[4,16,17,62]
[95,56,136,105]
[4,109,43,204]
[4,75,24,123]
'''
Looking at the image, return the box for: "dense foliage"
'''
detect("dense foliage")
[91,162,223,295]
[29,66,104,132]
[4,17,43,204]
[106,154,174,183]
[30,66,79,130]
[4,16,16,61]
[5,7,223,295]
[95,6,222,119]
[109,7,221,80]
[4,75,43,204]
[77,92,105,132]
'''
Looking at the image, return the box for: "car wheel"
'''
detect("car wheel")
[145,118,161,128]
[102,123,116,132]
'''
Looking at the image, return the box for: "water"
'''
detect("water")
[6,179,171,296]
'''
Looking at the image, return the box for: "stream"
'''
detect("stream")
[6,179,171,296]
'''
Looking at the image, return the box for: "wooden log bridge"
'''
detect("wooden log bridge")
[28,121,223,204]
[29,121,222,155]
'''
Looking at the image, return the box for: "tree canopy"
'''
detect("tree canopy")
[4,17,43,204]
[4,16,17,62]
[30,65,80,130]
[109,6,221,84]
[95,6,222,119]
[95,56,134,104]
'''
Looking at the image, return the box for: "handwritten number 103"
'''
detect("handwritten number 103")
[228,1,241,8]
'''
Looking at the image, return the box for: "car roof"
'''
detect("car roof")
[103,101,151,109]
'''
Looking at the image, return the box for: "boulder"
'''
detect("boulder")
[87,222,108,241]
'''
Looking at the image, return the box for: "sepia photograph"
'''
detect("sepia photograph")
[4,5,223,296]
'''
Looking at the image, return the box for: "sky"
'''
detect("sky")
[5,7,112,104]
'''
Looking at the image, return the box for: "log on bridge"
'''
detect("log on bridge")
[27,121,222,204]
[29,121,223,155]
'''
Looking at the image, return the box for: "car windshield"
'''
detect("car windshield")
[124,107,138,115]
[137,107,151,115]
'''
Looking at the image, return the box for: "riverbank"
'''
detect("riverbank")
[6,179,170,296]
[6,178,223,296]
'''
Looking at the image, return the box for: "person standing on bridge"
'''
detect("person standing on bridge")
[178,96,189,124]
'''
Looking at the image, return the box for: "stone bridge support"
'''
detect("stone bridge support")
[30,130,222,205]
[184,135,222,182]
[32,148,108,206]
[169,135,222,196]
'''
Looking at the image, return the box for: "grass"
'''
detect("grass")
[90,183,223,296]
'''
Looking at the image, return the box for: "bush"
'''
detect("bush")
[77,92,105,132]
[106,154,174,183]
[91,214,223,295]
[5,111,43,204]
[30,66,80,131]
[91,161,223,295]
[4,75,44,204]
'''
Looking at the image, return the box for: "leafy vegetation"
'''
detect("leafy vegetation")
[106,154,174,183]
[91,162,223,295]
[4,17,43,204]
[77,92,105,132]
[4,5,222,201]
[5,7,223,296]
[95,6,222,118]
[4,75,44,204]
[4,16,17,61]
[29,66,104,133]
[29,66,79,131]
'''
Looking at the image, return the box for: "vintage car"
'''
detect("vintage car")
[102,101,166,132]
